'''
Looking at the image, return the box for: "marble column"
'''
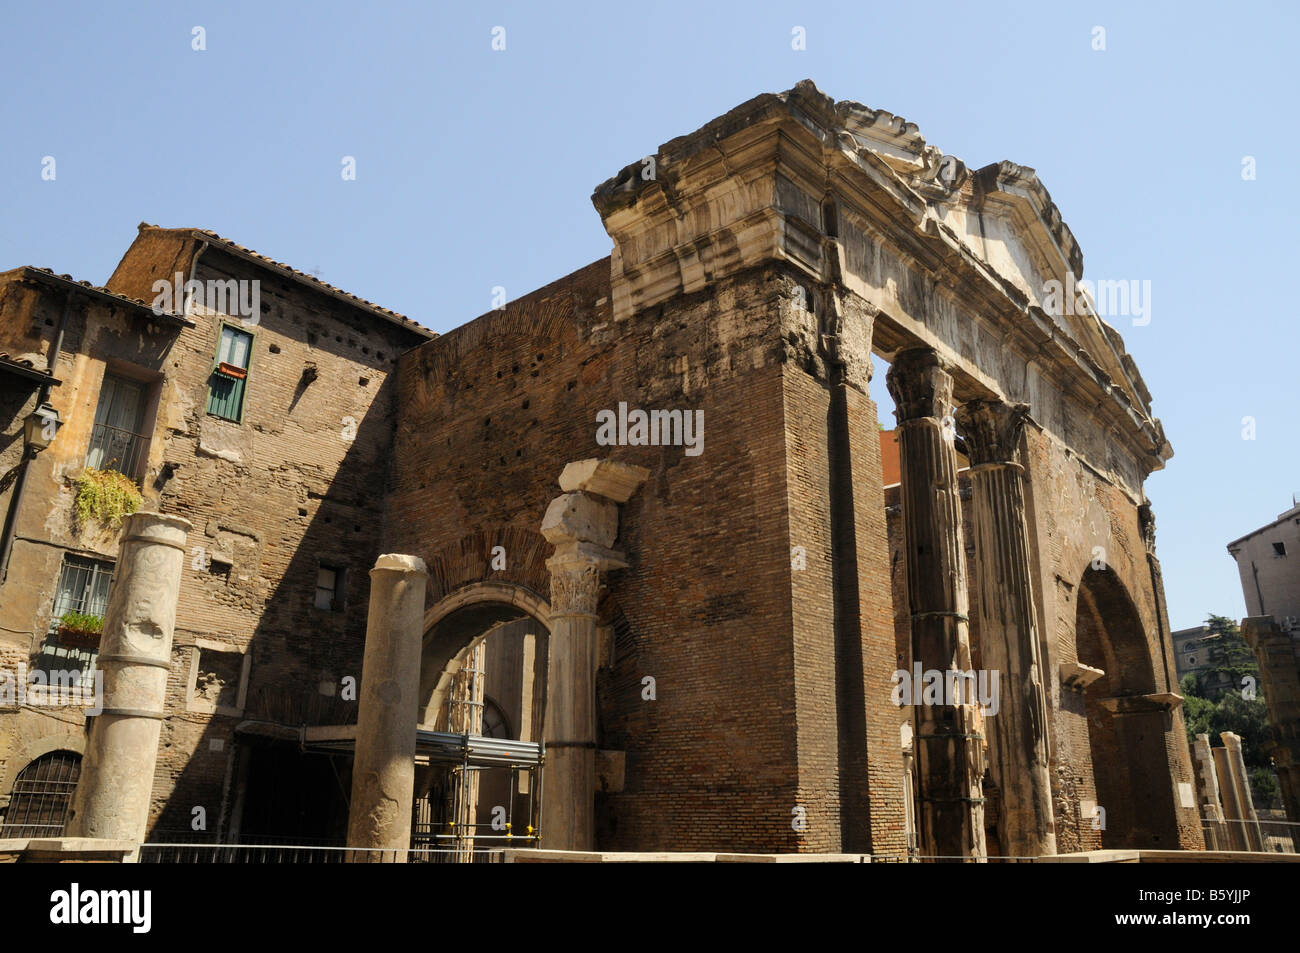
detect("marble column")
[540,459,647,851]
[1193,732,1229,851]
[67,511,192,843]
[541,553,603,851]
[346,553,428,861]
[956,399,1056,858]
[886,348,986,861]
[1215,731,1264,852]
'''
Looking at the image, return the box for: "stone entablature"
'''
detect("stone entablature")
[592,80,1169,500]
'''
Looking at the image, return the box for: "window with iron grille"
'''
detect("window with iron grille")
[207,325,253,422]
[84,372,149,482]
[0,750,82,838]
[34,555,115,675]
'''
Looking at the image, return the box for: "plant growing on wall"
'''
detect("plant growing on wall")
[74,467,142,530]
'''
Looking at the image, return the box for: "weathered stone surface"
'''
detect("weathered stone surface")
[557,459,651,503]
[66,512,191,842]
[0,81,1197,861]
[1241,617,1300,824]
[887,348,986,861]
[957,399,1055,858]
[540,492,618,549]
[346,553,427,860]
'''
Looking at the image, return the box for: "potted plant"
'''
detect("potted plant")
[217,361,247,379]
[57,611,103,649]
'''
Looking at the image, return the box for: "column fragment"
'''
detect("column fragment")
[346,553,428,861]
[539,459,647,851]
[67,512,192,843]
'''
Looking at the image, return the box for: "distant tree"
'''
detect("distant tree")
[1181,615,1277,807]
[1251,768,1281,811]
[1204,615,1260,692]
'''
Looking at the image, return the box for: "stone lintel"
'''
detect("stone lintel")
[1097,692,1183,715]
[1059,660,1106,693]
[557,459,650,503]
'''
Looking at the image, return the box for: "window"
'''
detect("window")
[314,565,344,611]
[0,751,82,838]
[1274,542,1287,557]
[207,325,254,422]
[481,697,510,739]
[85,372,148,480]
[34,555,115,674]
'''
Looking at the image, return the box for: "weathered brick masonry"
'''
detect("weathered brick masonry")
[0,228,429,838]
[0,80,1198,857]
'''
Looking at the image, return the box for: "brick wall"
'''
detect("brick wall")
[0,241,427,839]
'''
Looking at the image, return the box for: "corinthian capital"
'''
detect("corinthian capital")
[886,348,953,422]
[955,400,1030,467]
[547,557,602,617]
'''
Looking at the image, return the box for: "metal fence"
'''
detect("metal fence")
[138,843,504,863]
[1202,818,1299,854]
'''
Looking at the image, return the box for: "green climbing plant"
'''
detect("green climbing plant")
[74,467,142,529]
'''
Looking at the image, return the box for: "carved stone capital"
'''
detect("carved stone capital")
[547,557,602,617]
[956,399,1030,467]
[886,348,953,422]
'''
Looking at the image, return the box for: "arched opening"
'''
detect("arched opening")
[0,750,82,837]
[412,583,550,859]
[1074,566,1178,848]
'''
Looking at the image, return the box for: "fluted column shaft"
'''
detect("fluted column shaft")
[957,399,1056,858]
[887,348,986,861]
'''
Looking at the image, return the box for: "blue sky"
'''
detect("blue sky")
[2,1,1296,629]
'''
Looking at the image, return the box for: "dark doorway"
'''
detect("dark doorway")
[235,740,351,845]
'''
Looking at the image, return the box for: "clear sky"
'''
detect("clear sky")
[2,1,1296,630]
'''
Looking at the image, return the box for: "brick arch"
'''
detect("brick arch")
[1074,565,1178,848]
[1075,565,1156,696]
[423,527,551,605]
[417,582,551,727]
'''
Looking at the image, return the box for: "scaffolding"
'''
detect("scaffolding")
[302,728,543,861]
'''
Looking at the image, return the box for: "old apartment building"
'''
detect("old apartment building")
[1229,500,1300,647]
[0,81,1203,858]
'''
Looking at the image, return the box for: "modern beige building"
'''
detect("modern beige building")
[1228,500,1300,655]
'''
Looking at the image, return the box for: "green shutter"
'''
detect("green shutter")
[206,372,245,420]
[207,326,252,421]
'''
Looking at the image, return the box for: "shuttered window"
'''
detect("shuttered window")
[207,325,253,422]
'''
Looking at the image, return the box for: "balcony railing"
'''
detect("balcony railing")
[84,422,148,481]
